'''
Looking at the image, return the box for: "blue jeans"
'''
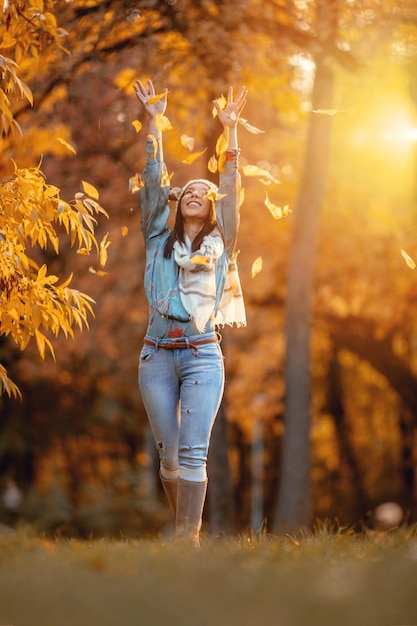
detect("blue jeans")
[138,333,225,481]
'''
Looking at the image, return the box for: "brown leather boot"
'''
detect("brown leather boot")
[160,473,178,517]
[176,478,208,548]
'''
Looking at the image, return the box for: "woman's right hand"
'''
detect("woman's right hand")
[134,79,168,118]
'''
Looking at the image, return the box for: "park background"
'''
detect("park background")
[1,0,417,538]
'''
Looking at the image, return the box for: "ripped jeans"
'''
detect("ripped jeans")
[138,333,225,482]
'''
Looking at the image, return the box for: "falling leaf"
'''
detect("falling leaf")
[206,189,218,205]
[252,257,263,278]
[265,192,290,220]
[242,164,280,185]
[89,266,109,276]
[148,91,168,104]
[154,113,173,132]
[217,153,226,173]
[82,180,100,200]
[181,134,195,151]
[99,233,111,267]
[132,120,142,133]
[312,109,347,116]
[208,155,218,174]
[129,173,144,194]
[400,249,416,269]
[215,132,228,156]
[57,137,76,154]
[212,95,227,118]
[114,68,136,92]
[182,148,207,165]
[161,169,173,188]
[121,226,128,237]
[239,118,265,134]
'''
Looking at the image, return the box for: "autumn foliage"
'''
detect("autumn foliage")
[1,0,417,536]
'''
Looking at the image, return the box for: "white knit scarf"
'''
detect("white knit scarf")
[173,231,246,332]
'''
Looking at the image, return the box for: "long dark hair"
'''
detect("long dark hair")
[163,197,217,259]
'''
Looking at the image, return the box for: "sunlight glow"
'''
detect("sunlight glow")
[381,123,417,143]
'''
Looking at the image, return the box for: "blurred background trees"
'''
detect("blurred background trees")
[1,0,417,537]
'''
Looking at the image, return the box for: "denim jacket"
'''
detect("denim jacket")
[140,137,243,338]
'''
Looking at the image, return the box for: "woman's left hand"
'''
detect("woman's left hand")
[213,86,248,129]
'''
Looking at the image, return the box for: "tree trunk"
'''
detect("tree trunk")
[273,56,334,534]
[207,396,235,536]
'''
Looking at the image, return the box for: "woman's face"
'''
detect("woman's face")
[180,183,211,223]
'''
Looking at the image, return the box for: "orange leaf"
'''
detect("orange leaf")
[182,148,207,165]
[251,257,263,278]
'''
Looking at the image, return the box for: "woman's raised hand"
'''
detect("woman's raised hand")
[213,86,248,129]
[134,79,168,118]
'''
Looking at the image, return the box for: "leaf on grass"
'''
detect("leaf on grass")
[82,180,99,200]
[57,137,76,154]
[181,134,195,151]
[132,120,142,133]
[182,148,207,165]
[400,249,416,269]
[265,192,290,220]
[251,257,263,278]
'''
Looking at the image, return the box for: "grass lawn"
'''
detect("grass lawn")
[1,524,417,626]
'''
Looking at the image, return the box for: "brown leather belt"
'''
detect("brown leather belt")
[144,335,218,354]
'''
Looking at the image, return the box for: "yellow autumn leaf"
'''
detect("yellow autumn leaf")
[77,248,90,256]
[57,137,77,154]
[99,233,111,267]
[114,68,136,92]
[208,155,218,174]
[212,95,227,118]
[252,257,263,278]
[400,249,416,269]
[89,267,109,276]
[154,114,173,132]
[34,329,55,361]
[129,173,144,194]
[215,132,228,156]
[148,91,168,104]
[182,148,207,165]
[181,134,195,151]
[265,192,290,220]
[217,153,226,173]
[243,165,280,185]
[239,118,265,134]
[121,226,128,237]
[132,120,142,133]
[82,180,99,200]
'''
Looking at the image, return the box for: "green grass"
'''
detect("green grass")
[1,524,417,626]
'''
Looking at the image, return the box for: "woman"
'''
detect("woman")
[134,78,247,545]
